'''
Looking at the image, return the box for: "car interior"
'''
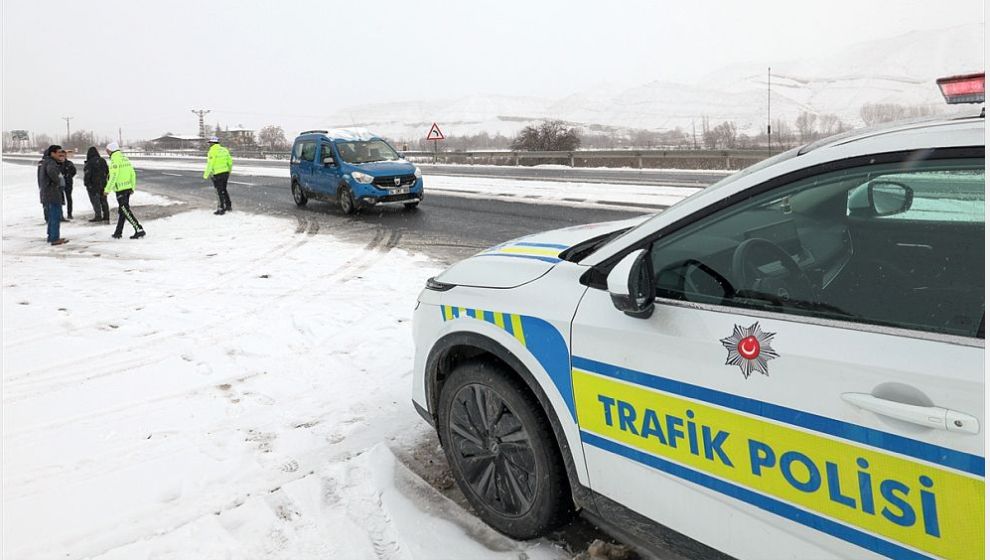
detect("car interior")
[650,159,985,338]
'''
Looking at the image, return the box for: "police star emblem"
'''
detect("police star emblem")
[720,322,779,379]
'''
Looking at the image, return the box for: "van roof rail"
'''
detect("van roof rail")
[300,129,328,135]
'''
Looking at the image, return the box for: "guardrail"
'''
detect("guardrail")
[400,149,774,170]
[5,147,778,170]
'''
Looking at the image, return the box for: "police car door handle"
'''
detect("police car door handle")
[841,393,980,435]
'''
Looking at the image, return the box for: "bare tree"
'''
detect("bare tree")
[860,103,906,126]
[258,125,289,151]
[795,112,819,143]
[34,133,54,152]
[773,119,793,150]
[511,120,581,151]
[712,121,738,148]
[700,116,713,149]
[630,129,661,148]
[66,129,98,151]
[817,114,846,137]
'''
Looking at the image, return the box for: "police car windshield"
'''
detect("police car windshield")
[336,140,400,164]
[601,147,804,251]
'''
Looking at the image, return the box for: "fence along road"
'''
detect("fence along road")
[7,149,745,188]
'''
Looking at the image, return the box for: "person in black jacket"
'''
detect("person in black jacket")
[37,145,68,245]
[83,146,110,223]
[60,148,77,220]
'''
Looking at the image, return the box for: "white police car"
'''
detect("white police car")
[411,74,985,560]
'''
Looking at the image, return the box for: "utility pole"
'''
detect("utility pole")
[118,127,123,146]
[61,116,73,144]
[191,109,211,139]
[767,66,772,157]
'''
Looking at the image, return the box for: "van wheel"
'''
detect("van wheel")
[338,185,356,215]
[292,181,307,207]
[437,359,572,539]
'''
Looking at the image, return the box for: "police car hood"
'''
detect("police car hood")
[435,216,649,289]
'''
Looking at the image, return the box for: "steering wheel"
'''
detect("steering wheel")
[731,238,815,303]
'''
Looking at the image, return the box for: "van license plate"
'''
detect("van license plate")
[395,187,409,195]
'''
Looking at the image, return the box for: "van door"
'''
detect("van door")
[312,142,340,198]
[570,154,984,560]
[294,140,318,193]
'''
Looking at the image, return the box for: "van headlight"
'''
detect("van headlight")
[414,166,422,179]
[351,171,374,184]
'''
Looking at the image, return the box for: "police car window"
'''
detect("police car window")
[650,158,984,338]
[847,170,984,223]
[300,142,317,162]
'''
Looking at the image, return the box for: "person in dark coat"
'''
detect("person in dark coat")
[60,148,77,220]
[37,145,68,245]
[83,146,110,223]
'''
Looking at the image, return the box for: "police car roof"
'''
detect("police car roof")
[798,113,984,156]
[297,128,380,142]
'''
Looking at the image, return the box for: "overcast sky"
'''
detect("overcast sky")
[2,0,984,141]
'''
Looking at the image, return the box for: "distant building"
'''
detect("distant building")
[148,134,204,150]
[221,125,257,148]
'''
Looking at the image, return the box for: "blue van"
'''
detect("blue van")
[289,129,423,213]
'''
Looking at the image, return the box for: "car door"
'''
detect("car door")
[570,152,984,560]
[312,141,340,198]
[295,140,318,192]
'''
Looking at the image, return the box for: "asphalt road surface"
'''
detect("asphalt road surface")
[131,167,660,265]
[75,154,729,187]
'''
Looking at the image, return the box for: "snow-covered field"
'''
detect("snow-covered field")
[1,162,569,560]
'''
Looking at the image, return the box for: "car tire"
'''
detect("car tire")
[437,358,572,539]
[338,185,356,215]
[403,201,420,210]
[292,181,308,207]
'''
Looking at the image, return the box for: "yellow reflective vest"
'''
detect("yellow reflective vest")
[104,150,136,194]
[204,144,233,179]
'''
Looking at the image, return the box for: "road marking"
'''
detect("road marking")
[229,181,255,186]
[161,172,183,177]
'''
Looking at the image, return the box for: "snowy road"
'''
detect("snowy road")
[1,162,576,560]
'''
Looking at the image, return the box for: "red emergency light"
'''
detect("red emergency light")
[936,73,985,104]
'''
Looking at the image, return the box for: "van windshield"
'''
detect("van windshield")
[336,140,401,164]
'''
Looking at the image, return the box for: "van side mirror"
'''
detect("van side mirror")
[868,180,913,216]
[323,156,336,166]
[607,249,655,318]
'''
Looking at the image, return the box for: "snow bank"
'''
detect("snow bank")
[1,162,567,560]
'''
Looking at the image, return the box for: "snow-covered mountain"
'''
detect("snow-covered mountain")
[313,23,984,141]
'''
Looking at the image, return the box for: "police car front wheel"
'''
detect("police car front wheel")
[437,359,573,539]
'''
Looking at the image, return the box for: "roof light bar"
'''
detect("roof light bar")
[936,73,985,104]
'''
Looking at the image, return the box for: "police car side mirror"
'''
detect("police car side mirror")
[607,249,655,319]
[868,180,913,216]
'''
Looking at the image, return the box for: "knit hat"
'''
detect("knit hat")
[208,136,220,143]
[106,141,120,153]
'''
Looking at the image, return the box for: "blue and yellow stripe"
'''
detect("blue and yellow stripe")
[476,241,571,264]
[440,305,575,420]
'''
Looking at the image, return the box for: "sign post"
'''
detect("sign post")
[426,122,445,164]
